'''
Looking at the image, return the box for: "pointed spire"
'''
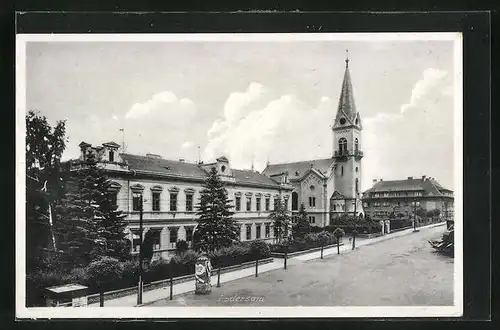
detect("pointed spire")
[335,51,357,123]
[345,49,349,68]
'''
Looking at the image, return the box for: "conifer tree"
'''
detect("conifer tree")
[268,198,291,243]
[195,167,239,252]
[292,203,310,240]
[55,152,129,268]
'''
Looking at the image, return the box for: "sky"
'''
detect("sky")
[24,36,456,191]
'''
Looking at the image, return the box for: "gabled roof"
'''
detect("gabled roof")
[121,153,209,179]
[120,153,283,188]
[262,158,335,180]
[330,190,346,200]
[103,141,121,148]
[232,169,282,187]
[363,177,452,196]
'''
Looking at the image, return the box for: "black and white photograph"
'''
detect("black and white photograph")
[16,32,463,319]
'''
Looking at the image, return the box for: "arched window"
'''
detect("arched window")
[355,178,359,194]
[291,192,298,211]
[338,138,347,153]
[354,138,359,152]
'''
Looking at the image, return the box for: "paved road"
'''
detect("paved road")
[147,226,453,306]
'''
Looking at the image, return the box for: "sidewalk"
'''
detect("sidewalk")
[87,221,446,307]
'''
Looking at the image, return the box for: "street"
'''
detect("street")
[146,226,453,306]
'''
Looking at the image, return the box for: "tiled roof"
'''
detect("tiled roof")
[262,158,335,180]
[120,153,282,188]
[364,177,452,196]
[120,153,209,179]
[232,169,281,187]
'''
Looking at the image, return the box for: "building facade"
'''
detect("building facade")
[362,176,454,222]
[262,55,364,226]
[70,142,293,260]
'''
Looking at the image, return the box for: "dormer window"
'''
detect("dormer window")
[221,165,226,173]
[109,150,114,162]
[340,118,346,125]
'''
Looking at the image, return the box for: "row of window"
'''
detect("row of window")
[131,226,195,252]
[369,201,421,207]
[332,204,345,211]
[338,138,359,153]
[235,196,288,212]
[371,191,423,198]
[245,223,272,240]
[130,190,288,213]
[131,191,194,212]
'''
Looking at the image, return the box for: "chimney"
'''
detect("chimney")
[407,176,413,180]
[422,175,426,180]
[380,178,383,182]
[179,158,185,162]
[373,179,377,183]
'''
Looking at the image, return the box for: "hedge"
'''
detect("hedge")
[26,240,272,307]
[270,232,339,254]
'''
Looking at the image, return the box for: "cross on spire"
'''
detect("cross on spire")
[345,49,349,67]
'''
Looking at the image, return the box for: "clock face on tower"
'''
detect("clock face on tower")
[339,118,346,125]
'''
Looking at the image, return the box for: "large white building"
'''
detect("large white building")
[70,142,293,259]
[68,55,364,258]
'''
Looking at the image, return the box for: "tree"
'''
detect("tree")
[54,153,129,268]
[268,198,291,243]
[26,110,67,269]
[292,203,310,240]
[333,227,345,255]
[176,240,189,256]
[141,230,155,264]
[195,167,239,252]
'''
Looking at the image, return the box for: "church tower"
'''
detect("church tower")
[332,51,364,216]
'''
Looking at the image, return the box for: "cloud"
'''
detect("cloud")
[125,91,196,122]
[362,68,454,190]
[400,68,449,114]
[203,83,332,170]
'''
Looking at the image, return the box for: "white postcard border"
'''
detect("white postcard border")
[16,32,463,319]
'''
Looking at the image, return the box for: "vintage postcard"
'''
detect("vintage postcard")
[16,32,463,319]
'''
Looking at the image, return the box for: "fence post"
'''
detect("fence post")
[169,273,173,300]
[217,267,221,288]
[284,243,288,270]
[99,291,104,307]
[255,258,259,277]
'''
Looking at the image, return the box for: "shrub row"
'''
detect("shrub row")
[26,240,271,307]
[270,232,339,254]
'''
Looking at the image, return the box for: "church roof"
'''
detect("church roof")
[262,158,335,180]
[335,55,358,123]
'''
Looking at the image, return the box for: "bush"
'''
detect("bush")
[249,240,271,259]
[170,250,200,276]
[176,240,189,255]
[26,268,78,307]
[86,257,123,291]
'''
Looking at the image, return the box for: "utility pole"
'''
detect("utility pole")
[137,194,144,305]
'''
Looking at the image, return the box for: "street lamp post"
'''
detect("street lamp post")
[412,199,419,232]
[137,195,144,305]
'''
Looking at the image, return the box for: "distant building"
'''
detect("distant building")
[362,176,454,222]
[263,54,364,226]
[69,141,293,260]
